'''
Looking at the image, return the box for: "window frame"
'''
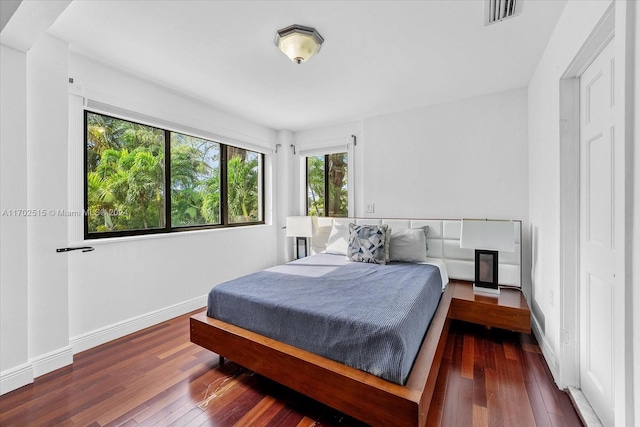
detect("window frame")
[84,110,265,240]
[305,152,348,218]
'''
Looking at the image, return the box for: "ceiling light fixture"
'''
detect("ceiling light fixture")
[275,24,324,64]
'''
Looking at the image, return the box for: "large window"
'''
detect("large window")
[306,152,348,217]
[85,111,263,238]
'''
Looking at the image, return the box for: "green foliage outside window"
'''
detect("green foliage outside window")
[227,147,260,223]
[170,133,220,227]
[86,114,165,232]
[86,112,262,237]
[307,155,325,216]
[307,152,348,217]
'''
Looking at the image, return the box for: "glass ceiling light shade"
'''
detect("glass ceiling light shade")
[275,24,324,64]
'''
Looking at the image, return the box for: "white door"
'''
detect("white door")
[579,38,616,426]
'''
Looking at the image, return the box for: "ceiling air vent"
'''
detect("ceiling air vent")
[485,0,521,25]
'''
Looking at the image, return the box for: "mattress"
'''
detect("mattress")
[207,253,444,384]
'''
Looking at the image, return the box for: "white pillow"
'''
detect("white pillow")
[325,223,350,255]
[389,228,428,263]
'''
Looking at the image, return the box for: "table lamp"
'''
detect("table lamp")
[460,219,515,294]
[286,216,314,259]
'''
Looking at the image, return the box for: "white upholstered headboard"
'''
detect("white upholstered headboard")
[309,218,522,287]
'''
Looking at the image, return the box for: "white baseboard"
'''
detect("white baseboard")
[1,345,73,395]
[70,295,207,354]
[31,346,73,377]
[1,295,207,396]
[0,363,33,395]
[531,312,560,384]
[568,386,604,426]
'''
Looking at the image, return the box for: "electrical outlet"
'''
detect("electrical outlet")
[366,203,375,213]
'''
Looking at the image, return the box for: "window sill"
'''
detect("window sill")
[70,223,272,247]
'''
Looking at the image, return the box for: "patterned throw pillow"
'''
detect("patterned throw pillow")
[347,224,390,264]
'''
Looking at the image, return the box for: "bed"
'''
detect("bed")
[190,218,521,426]
[207,253,446,385]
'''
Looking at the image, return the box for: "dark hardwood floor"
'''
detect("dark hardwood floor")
[0,311,582,426]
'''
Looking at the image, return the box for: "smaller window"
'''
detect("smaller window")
[306,152,348,217]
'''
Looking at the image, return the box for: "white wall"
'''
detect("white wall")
[66,53,279,349]
[26,33,72,375]
[1,44,280,394]
[275,129,294,264]
[633,0,640,417]
[365,89,530,297]
[68,225,276,348]
[0,44,30,393]
[529,2,613,371]
[529,0,637,424]
[294,89,530,295]
[361,88,528,221]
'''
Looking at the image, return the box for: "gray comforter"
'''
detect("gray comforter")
[207,253,443,384]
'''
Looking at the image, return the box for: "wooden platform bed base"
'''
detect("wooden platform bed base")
[190,284,454,427]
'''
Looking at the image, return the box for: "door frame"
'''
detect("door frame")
[558,2,631,424]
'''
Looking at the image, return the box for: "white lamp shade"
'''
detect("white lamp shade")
[460,219,515,252]
[286,216,314,237]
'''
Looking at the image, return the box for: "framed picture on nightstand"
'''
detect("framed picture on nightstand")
[474,249,499,293]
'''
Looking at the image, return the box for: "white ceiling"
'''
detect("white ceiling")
[47,0,567,132]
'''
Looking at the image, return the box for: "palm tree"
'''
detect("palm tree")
[125,149,165,229]
[85,113,261,232]
[227,153,259,222]
[86,114,165,232]
[170,134,220,226]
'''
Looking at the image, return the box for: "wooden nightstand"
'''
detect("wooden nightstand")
[448,280,531,334]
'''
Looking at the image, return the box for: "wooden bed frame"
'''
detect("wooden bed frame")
[190,218,521,425]
[190,283,454,427]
